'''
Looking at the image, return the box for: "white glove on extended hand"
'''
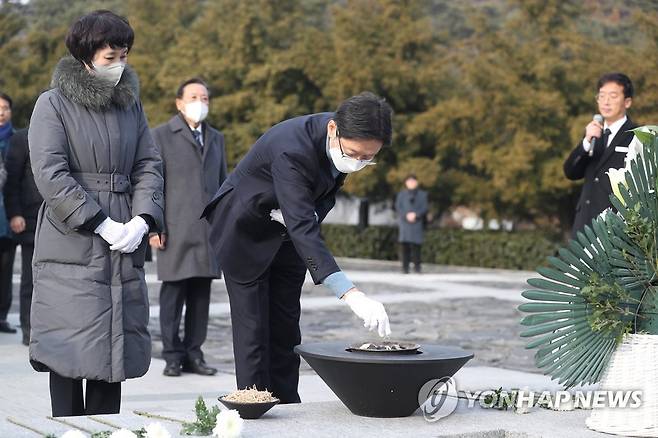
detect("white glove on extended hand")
[109,216,149,253]
[94,217,127,246]
[270,209,285,227]
[343,290,392,337]
[270,209,319,226]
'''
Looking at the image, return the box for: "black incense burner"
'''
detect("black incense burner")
[295,342,473,418]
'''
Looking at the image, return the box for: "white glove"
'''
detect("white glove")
[270,209,319,226]
[109,216,149,253]
[270,209,285,227]
[94,217,127,246]
[343,290,392,337]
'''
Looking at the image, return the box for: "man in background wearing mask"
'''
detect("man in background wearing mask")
[150,78,227,377]
[202,92,393,403]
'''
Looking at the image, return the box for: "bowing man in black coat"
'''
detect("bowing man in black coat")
[202,92,393,403]
[564,73,636,236]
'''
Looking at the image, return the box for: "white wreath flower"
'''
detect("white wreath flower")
[144,422,172,438]
[109,429,137,438]
[212,409,244,438]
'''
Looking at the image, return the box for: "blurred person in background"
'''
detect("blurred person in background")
[395,174,428,274]
[150,77,227,377]
[0,92,14,335]
[4,126,42,345]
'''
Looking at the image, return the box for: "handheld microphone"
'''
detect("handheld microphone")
[588,114,604,157]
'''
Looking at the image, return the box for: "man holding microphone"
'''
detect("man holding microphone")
[563,73,636,236]
[203,92,392,404]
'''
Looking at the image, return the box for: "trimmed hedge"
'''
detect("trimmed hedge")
[321,224,563,271]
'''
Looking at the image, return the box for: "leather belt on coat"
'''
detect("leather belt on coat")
[71,172,132,193]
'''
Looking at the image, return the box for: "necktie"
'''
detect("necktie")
[192,129,203,148]
[602,128,611,148]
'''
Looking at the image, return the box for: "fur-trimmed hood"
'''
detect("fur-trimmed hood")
[50,56,140,112]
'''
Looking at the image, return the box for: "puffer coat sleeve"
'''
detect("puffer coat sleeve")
[29,92,103,229]
[129,104,164,232]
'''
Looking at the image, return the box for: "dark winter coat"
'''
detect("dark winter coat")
[4,128,42,245]
[28,56,164,382]
[395,189,428,244]
[151,114,227,282]
[202,113,346,285]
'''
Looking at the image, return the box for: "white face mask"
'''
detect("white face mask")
[92,61,125,86]
[183,101,209,124]
[329,139,373,173]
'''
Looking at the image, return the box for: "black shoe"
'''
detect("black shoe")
[0,321,16,334]
[182,358,217,376]
[163,361,182,377]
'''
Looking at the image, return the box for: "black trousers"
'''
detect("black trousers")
[159,277,212,363]
[19,243,34,339]
[224,240,306,404]
[0,239,16,321]
[49,372,121,417]
[401,242,421,273]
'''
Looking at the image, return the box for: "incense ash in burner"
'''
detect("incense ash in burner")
[348,341,421,353]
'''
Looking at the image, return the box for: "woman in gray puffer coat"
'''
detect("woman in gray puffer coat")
[28,10,164,417]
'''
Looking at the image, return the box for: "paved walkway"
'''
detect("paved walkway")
[0,256,614,437]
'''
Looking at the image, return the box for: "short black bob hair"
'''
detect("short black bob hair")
[65,10,134,66]
[597,72,634,99]
[0,92,12,109]
[335,92,393,147]
[176,78,210,99]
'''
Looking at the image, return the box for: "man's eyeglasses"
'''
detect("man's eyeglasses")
[336,129,376,164]
[596,93,623,102]
[336,131,350,159]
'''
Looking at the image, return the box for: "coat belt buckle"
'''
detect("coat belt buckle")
[110,171,130,192]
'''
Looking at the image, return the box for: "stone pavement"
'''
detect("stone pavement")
[0,253,615,437]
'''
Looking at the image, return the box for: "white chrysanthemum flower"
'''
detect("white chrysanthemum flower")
[144,422,171,438]
[109,429,137,438]
[212,409,244,438]
[61,430,86,438]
